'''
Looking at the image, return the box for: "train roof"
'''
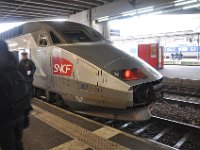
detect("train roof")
[0,21,91,41]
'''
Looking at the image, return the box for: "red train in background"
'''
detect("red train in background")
[138,43,164,70]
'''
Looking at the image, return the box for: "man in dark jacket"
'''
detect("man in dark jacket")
[0,40,25,150]
[19,51,36,97]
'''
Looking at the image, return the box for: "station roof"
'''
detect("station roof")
[1,0,200,23]
[0,0,113,22]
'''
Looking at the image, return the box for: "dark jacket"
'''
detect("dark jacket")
[0,51,24,129]
[0,51,18,70]
[19,59,36,81]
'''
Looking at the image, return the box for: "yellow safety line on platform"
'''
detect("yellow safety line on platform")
[51,126,121,150]
[93,126,120,139]
[32,105,129,150]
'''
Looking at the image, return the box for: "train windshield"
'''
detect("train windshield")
[48,22,109,43]
[60,29,108,43]
[61,30,93,43]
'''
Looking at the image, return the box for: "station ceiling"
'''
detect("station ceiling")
[0,0,114,21]
[0,0,200,22]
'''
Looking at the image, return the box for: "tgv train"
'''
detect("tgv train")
[164,46,199,59]
[0,21,163,121]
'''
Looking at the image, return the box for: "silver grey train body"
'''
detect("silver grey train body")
[1,21,163,121]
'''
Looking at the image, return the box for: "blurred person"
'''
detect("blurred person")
[178,52,183,60]
[171,53,174,60]
[175,52,179,60]
[0,40,31,150]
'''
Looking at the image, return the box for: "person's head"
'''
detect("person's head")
[21,51,28,60]
[0,40,9,53]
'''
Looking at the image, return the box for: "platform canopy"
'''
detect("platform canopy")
[0,0,114,22]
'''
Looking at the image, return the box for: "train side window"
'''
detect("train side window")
[39,34,48,46]
[49,31,61,44]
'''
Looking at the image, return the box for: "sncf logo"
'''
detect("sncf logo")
[52,57,73,76]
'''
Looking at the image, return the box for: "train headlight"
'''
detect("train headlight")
[122,69,147,80]
[112,68,147,81]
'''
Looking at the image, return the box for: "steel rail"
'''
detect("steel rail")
[163,97,200,107]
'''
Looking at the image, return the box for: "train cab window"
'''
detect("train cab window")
[49,31,61,44]
[91,30,105,41]
[61,30,93,43]
[39,34,48,46]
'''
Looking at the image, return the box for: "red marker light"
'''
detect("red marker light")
[122,69,146,80]
[124,70,132,78]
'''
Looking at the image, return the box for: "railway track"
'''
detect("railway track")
[35,87,200,150]
[162,83,200,107]
[151,93,200,129]
[90,115,200,150]
[163,95,200,108]
[163,84,200,98]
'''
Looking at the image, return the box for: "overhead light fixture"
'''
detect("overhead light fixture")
[174,0,187,3]
[8,43,18,47]
[137,6,154,14]
[122,11,136,17]
[97,16,109,22]
[147,11,163,15]
[174,0,197,6]
[155,4,174,10]
[163,7,182,13]
[183,2,200,9]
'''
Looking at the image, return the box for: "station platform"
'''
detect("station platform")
[23,99,172,150]
[159,65,200,80]
[164,59,200,66]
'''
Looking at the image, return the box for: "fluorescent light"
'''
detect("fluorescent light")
[97,16,109,20]
[163,7,182,13]
[98,18,109,22]
[8,43,18,47]
[137,8,154,14]
[155,4,174,10]
[122,11,136,17]
[174,0,187,3]
[137,6,154,14]
[183,3,200,9]
[147,11,163,15]
[175,0,197,6]
[97,16,109,22]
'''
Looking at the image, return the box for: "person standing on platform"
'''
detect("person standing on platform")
[178,52,183,60]
[171,53,174,60]
[19,51,36,97]
[175,52,179,60]
[0,40,31,150]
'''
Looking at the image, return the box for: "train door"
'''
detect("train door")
[97,69,106,104]
[76,59,102,102]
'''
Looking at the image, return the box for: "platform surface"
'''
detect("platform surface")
[23,99,173,150]
[159,65,200,80]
